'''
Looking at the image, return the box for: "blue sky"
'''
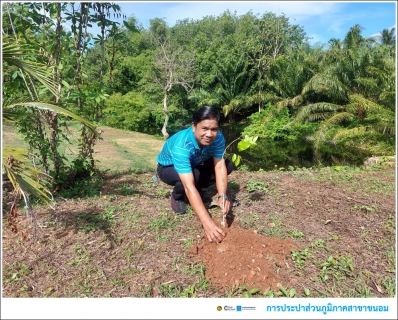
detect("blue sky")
[98,1,397,46]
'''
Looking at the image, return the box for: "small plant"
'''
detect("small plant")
[310,239,331,252]
[318,254,354,283]
[229,135,259,168]
[288,230,305,239]
[180,238,194,248]
[291,248,312,269]
[381,277,396,297]
[156,188,169,197]
[278,286,296,298]
[120,183,134,195]
[246,181,269,193]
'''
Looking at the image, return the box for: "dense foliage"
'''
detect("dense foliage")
[2,2,396,185]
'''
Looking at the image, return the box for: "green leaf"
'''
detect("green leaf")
[279,286,288,296]
[234,154,241,167]
[237,140,250,151]
[61,80,70,89]
[248,288,260,294]
[304,288,310,296]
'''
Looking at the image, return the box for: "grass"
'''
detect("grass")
[2,121,164,174]
[2,123,396,305]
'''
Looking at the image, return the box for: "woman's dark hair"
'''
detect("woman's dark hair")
[192,106,220,125]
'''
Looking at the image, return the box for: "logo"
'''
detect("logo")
[236,306,256,311]
[224,306,235,311]
[217,306,222,311]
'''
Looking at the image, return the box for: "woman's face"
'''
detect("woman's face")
[192,119,219,147]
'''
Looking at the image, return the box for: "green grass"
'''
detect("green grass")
[2,121,164,174]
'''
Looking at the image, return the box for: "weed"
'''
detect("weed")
[156,283,182,297]
[291,248,312,269]
[180,284,197,297]
[288,229,305,239]
[180,238,194,248]
[181,262,206,276]
[3,262,31,285]
[278,286,296,297]
[328,234,339,241]
[381,277,396,297]
[67,245,92,266]
[317,254,354,283]
[120,183,134,195]
[156,188,169,197]
[384,247,396,273]
[139,285,153,297]
[310,239,331,252]
[264,215,283,237]
[246,181,269,193]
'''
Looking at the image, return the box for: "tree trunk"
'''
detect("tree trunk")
[161,91,170,139]
[48,2,63,183]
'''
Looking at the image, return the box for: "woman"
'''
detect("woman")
[156,106,234,243]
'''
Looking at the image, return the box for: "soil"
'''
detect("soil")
[193,224,300,293]
[2,164,396,298]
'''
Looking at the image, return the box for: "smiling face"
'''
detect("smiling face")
[192,119,219,148]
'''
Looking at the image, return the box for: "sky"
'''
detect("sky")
[91,1,397,46]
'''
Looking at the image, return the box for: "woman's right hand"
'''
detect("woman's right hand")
[203,217,225,243]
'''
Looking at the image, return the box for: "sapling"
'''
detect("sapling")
[220,135,258,227]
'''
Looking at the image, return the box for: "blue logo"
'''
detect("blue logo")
[236,306,242,312]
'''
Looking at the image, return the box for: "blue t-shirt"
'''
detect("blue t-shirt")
[156,127,225,174]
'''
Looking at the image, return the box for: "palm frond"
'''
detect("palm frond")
[302,74,348,102]
[2,148,53,205]
[291,102,342,124]
[332,127,370,143]
[2,39,59,98]
[323,112,353,126]
[3,101,98,134]
[348,94,395,118]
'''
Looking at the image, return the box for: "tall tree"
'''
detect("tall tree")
[290,24,395,162]
[371,27,396,46]
[150,18,196,139]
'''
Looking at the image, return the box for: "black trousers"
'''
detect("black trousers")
[157,158,234,201]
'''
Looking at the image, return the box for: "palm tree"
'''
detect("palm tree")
[289,25,395,163]
[372,27,396,46]
[189,52,255,122]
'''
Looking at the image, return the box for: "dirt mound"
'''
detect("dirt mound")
[191,219,300,293]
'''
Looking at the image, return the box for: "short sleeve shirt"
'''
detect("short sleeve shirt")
[156,126,225,174]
